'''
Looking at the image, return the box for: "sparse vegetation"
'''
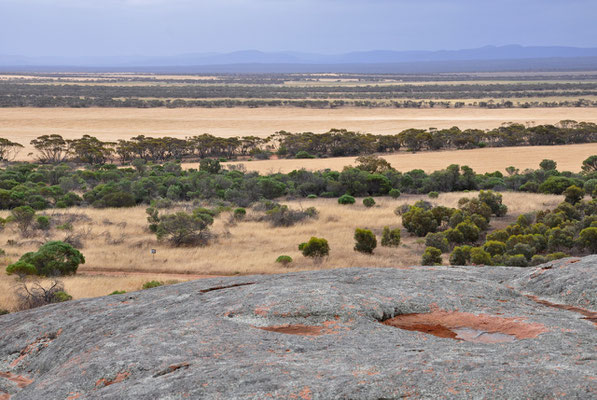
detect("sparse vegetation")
[354,228,377,254]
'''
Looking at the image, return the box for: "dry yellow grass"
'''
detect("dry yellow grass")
[0,192,563,311]
[2,107,597,160]
[218,143,597,174]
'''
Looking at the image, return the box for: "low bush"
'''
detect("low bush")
[354,228,377,254]
[449,245,472,265]
[233,208,247,220]
[142,280,163,289]
[7,241,85,276]
[505,254,529,267]
[275,255,293,266]
[299,237,330,259]
[470,247,491,265]
[36,215,51,231]
[428,191,439,199]
[422,247,442,266]
[363,197,376,208]
[389,189,401,199]
[381,226,401,247]
[425,232,449,253]
[264,205,317,227]
[338,194,356,205]
[109,290,127,295]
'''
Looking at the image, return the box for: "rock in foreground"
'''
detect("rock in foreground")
[1,257,596,399]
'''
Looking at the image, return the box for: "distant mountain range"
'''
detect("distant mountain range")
[2,45,597,73]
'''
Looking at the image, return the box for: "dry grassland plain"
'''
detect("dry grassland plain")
[0,192,564,311]
[220,143,597,174]
[2,107,597,159]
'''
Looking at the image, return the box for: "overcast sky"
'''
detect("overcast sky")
[1,0,596,57]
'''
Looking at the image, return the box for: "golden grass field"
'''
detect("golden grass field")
[2,107,597,160]
[219,143,597,174]
[0,192,563,311]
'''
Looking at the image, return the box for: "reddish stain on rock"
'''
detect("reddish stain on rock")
[95,371,130,388]
[525,295,597,327]
[0,393,10,400]
[0,372,34,388]
[383,310,548,343]
[289,386,312,400]
[259,324,325,336]
[66,393,82,400]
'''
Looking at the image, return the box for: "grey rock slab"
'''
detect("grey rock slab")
[0,259,596,399]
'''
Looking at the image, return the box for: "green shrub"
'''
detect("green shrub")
[307,194,317,199]
[11,205,35,235]
[98,191,136,208]
[539,176,579,195]
[444,228,465,244]
[53,291,72,302]
[581,155,597,173]
[470,247,491,265]
[362,197,376,208]
[424,232,449,253]
[264,205,316,227]
[449,245,472,265]
[36,215,51,231]
[8,241,85,276]
[511,243,535,260]
[156,210,214,246]
[578,227,597,253]
[275,255,293,266]
[381,227,401,247]
[547,227,575,251]
[422,247,442,266]
[389,189,401,199]
[505,254,529,267]
[564,185,585,205]
[338,194,356,205]
[142,280,163,289]
[233,208,247,220]
[299,237,330,259]
[402,207,438,237]
[478,191,508,217]
[483,240,506,256]
[109,290,127,295]
[455,221,480,243]
[428,191,439,199]
[295,151,315,159]
[539,159,557,171]
[6,261,37,276]
[354,228,377,254]
[485,229,509,242]
[0,309,8,315]
[546,252,569,261]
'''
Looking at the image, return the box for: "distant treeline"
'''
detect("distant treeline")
[2,80,597,108]
[2,95,596,109]
[3,121,595,164]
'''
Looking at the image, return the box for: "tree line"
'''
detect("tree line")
[3,121,595,164]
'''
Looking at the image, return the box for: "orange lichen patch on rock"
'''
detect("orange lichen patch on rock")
[289,386,312,400]
[9,331,61,367]
[382,310,548,343]
[95,371,130,388]
[0,393,10,400]
[525,295,597,326]
[0,372,34,388]
[66,393,82,400]
[254,306,271,317]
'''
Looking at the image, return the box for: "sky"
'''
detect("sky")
[0,0,596,57]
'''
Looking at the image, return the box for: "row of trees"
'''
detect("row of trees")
[0,154,595,211]
[8,120,597,164]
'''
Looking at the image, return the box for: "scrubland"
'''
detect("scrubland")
[0,192,563,311]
